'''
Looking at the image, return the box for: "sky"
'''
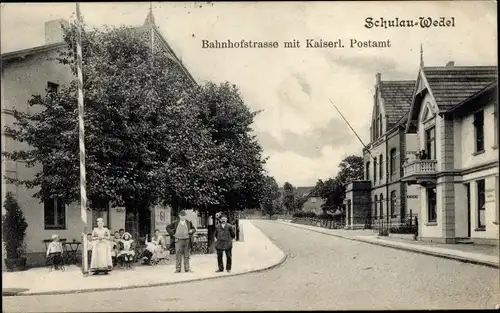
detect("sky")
[1,1,497,187]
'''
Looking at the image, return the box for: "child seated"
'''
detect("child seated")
[110,231,121,266]
[141,236,157,265]
[117,232,135,267]
[46,234,64,270]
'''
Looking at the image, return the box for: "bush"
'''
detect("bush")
[292,211,317,218]
[2,192,28,259]
[318,213,334,221]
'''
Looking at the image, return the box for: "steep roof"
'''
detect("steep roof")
[445,81,498,114]
[423,66,498,111]
[379,80,416,128]
[295,186,316,197]
[1,11,197,86]
[1,42,66,62]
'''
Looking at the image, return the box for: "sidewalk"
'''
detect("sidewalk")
[2,220,286,296]
[277,220,499,268]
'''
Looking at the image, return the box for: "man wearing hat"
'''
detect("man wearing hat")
[215,214,236,273]
[166,210,197,273]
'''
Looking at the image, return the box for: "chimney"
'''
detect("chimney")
[45,19,69,44]
[376,73,381,86]
[446,61,455,67]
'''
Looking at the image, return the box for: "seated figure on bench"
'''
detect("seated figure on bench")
[110,231,121,266]
[142,229,168,265]
[46,234,64,270]
[117,232,135,267]
[141,236,156,265]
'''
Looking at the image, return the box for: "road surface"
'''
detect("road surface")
[4,220,499,311]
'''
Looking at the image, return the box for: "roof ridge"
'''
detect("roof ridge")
[380,80,416,83]
[424,65,497,70]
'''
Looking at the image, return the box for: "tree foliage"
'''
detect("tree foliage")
[261,176,280,216]
[313,155,364,212]
[2,192,28,259]
[3,22,267,230]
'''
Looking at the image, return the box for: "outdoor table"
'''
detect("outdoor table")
[63,241,81,264]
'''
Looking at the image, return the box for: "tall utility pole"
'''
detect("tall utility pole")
[75,3,89,274]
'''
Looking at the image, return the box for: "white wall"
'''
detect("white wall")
[405,133,419,162]
[455,101,497,170]
[2,50,74,254]
[453,182,469,238]
[463,169,499,239]
[406,183,420,216]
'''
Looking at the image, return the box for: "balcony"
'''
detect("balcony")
[402,159,438,186]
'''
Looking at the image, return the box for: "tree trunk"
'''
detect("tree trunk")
[125,203,139,240]
[169,202,179,253]
[207,210,216,254]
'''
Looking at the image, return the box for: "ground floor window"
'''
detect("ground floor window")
[477,179,486,229]
[44,198,66,230]
[390,190,397,217]
[427,187,437,222]
[379,194,384,219]
[374,195,378,219]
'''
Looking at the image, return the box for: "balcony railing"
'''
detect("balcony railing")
[403,159,437,178]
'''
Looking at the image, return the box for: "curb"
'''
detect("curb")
[4,226,287,297]
[275,220,499,269]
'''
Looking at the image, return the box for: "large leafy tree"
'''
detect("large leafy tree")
[4,22,267,242]
[313,155,364,213]
[4,23,218,238]
[261,176,280,217]
[282,182,296,214]
[336,155,364,185]
[187,82,267,252]
[190,82,267,214]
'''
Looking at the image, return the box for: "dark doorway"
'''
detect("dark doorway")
[465,183,471,238]
[138,209,152,238]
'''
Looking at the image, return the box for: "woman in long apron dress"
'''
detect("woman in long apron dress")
[90,217,113,275]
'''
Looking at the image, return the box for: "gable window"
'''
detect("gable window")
[379,193,384,219]
[427,187,437,222]
[473,110,484,153]
[390,148,397,176]
[47,81,59,94]
[44,197,66,230]
[477,179,486,229]
[425,127,436,160]
[366,161,370,181]
[390,190,397,216]
[374,195,378,219]
[379,154,384,181]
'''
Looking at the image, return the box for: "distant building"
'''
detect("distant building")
[1,8,197,267]
[403,64,498,244]
[277,186,324,215]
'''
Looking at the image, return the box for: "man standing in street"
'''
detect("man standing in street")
[215,215,235,273]
[166,210,196,273]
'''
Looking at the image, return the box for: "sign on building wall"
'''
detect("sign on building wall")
[155,205,171,231]
[486,188,496,203]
